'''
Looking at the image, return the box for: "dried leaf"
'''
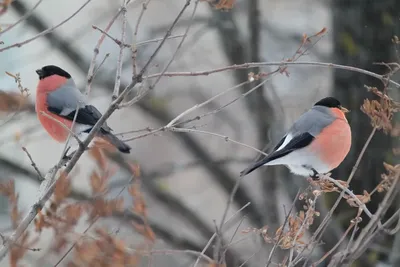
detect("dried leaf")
[128,162,140,177]
[315,27,327,36]
[90,171,107,195]
[361,88,400,134]
[346,190,371,207]
[378,162,400,193]
[54,171,71,204]
[391,122,400,137]
[62,204,83,224]
[93,138,117,154]
[88,198,124,220]
[88,144,107,171]
[0,180,21,229]
[0,91,27,112]
[201,0,236,10]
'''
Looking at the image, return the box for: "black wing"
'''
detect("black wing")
[239,132,315,176]
[48,105,102,127]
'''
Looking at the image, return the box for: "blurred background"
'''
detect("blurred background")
[0,0,399,266]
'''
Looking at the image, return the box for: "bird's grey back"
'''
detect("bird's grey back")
[47,78,87,116]
[288,106,335,137]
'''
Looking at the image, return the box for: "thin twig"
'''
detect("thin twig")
[339,214,361,263]
[343,171,400,264]
[92,25,130,47]
[0,0,44,36]
[119,0,192,109]
[93,53,110,77]
[266,190,301,267]
[149,0,199,90]
[132,0,152,77]
[111,0,128,101]
[213,175,245,265]
[0,0,93,53]
[39,111,83,148]
[169,127,268,156]
[166,81,249,127]
[21,147,44,182]
[313,222,355,266]
[193,202,251,267]
[239,246,264,267]
[86,8,124,96]
[136,35,184,46]
[129,248,214,264]
[140,0,192,77]
[288,194,318,266]
[144,61,400,88]
[176,79,268,128]
[322,175,373,218]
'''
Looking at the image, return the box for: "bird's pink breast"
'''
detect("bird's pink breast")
[36,76,72,143]
[309,119,352,170]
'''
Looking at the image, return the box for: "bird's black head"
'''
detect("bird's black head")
[314,97,342,108]
[314,97,349,113]
[36,65,71,80]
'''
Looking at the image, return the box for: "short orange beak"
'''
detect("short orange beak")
[340,106,350,113]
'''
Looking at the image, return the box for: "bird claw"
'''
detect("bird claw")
[62,147,73,163]
[310,168,320,181]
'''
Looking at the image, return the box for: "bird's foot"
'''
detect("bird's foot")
[62,147,73,164]
[310,168,320,181]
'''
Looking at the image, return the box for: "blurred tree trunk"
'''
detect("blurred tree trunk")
[332,0,400,264]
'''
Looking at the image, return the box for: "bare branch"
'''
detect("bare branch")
[0,0,44,36]
[20,147,44,182]
[111,0,128,101]
[0,0,93,52]
[86,8,125,96]
[144,61,400,88]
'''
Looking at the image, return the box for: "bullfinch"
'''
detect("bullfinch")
[240,97,351,178]
[35,65,131,154]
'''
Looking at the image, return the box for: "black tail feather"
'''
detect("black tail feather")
[239,158,270,177]
[100,131,131,153]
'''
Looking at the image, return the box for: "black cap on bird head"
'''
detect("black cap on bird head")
[314,97,349,113]
[36,65,71,80]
